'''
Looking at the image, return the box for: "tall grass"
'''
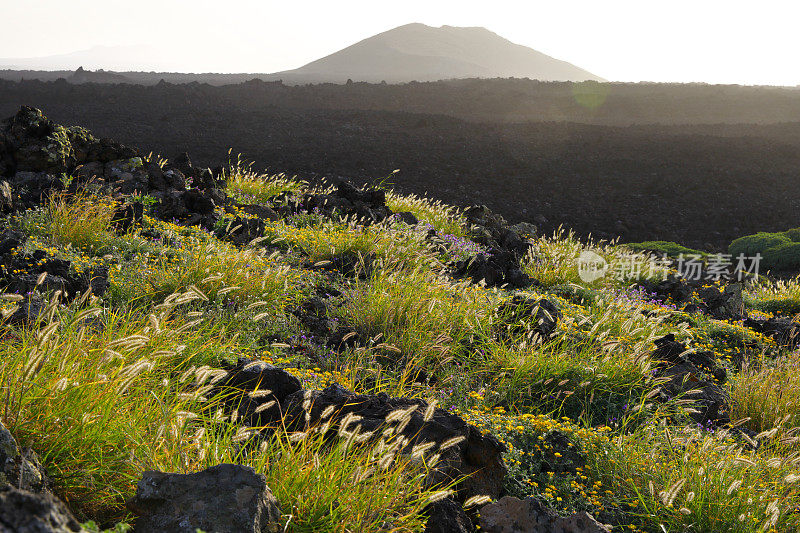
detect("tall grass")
[224,153,304,204]
[333,266,495,376]
[0,289,443,530]
[0,289,216,519]
[23,192,117,252]
[728,350,800,433]
[385,191,465,236]
[524,229,670,289]
[586,422,800,532]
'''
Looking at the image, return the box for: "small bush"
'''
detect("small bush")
[729,230,800,272]
[457,408,616,517]
[624,241,706,258]
[730,232,791,257]
[761,242,800,272]
[784,228,800,242]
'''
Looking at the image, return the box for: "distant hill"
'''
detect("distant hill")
[0,45,170,72]
[272,23,603,83]
[0,25,599,85]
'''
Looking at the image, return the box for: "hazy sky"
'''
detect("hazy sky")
[1,0,798,85]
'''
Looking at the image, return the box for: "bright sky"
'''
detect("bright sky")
[1,0,798,85]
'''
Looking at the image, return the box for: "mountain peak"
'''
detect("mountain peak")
[278,23,602,84]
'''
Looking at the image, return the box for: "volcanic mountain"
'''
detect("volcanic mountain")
[274,23,603,83]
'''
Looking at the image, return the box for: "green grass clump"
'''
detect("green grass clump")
[731,233,792,257]
[108,218,307,309]
[23,192,118,253]
[744,276,800,316]
[385,191,465,236]
[259,217,438,273]
[624,241,706,258]
[332,266,495,381]
[524,229,670,289]
[198,429,444,533]
[728,350,800,433]
[487,339,648,426]
[586,423,800,532]
[0,291,226,519]
[730,229,800,272]
[227,171,304,205]
[224,153,304,205]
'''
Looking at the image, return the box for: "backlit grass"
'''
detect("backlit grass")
[3,182,800,532]
[23,192,117,253]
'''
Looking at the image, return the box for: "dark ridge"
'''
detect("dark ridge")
[1,78,799,249]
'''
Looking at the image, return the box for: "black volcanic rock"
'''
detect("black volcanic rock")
[281,383,507,500]
[0,106,137,179]
[1,84,799,249]
[213,358,303,427]
[0,107,229,229]
[450,205,535,288]
[494,295,561,341]
[0,486,86,533]
[128,464,281,533]
[478,496,610,533]
[213,360,506,501]
[744,316,800,348]
[0,229,109,326]
[424,498,476,533]
[1,420,48,493]
[650,334,731,427]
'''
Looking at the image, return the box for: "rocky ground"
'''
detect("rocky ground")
[0,107,799,532]
[2,79,800,250]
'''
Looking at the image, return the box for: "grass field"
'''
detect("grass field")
[2,168,800,532]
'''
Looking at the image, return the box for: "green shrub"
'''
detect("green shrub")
[624,241,706,258]
[730,230,800,272]
[761,242,800,272]
[730,232,791,257]
[784,228,800,242]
